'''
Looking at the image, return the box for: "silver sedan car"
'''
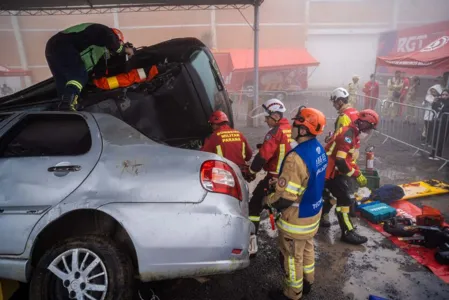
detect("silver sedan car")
[0,111,253,300]
[0,38,254,300]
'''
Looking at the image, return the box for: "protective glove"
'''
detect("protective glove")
[256,143,263,149]
[356,174,368,187]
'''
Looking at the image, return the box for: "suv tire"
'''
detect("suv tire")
[30,235,134,300]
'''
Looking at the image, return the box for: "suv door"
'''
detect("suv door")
[0,112,102,255]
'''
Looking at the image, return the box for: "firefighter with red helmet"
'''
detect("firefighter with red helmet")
[321,87,360,227]
[248,98,292,234]
[45,23,134,111]
[324,109,379,245]
[266,107,328,300]
[201,111,253,169]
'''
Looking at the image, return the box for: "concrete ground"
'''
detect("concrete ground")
[143,122,449,300]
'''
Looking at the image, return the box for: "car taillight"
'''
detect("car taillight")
[200,160,243,201]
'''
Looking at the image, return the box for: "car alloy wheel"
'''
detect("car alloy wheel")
[47,248,108,300]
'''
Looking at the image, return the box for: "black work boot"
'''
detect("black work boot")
[342,230,368,245]
[303,281,312,295]
[320,213,331,228]
[268,290,292,300]
[59,93,79,111]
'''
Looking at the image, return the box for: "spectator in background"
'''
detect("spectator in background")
[363,74,379,109]
[1,83,13,96]
[405,76,420,124]
[348,75,360,107]
[387,70,404,119]
[399,72,410,117]
[443,72,449,89]
[429,89,449,160]
[422,84,443,145]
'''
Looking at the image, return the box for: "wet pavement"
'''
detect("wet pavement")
[144,123,449,300]
[12,121,449,300]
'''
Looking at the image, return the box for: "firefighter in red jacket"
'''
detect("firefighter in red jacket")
[324,109,379,245]
[322,87,360,227]
[201,111,253,169]
[248,98,292,234]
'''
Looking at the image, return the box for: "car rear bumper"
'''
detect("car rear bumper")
[98,193,252,281]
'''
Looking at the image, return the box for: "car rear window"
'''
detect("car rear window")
[0,114,91,158]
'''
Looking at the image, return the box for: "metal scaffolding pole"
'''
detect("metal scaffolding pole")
[253,2,260,127]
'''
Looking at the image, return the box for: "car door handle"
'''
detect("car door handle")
[48,165,81,173]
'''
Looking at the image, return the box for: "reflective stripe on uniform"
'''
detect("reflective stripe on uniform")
[216,145,223,157]
[286,257,303,289]
[285,181,305,196]
[249,216,260,222]
[106,77,119,89]
[276,218,320,235]
[242,142,245,160]
[346,168,355,177]
[116,44,123,53]
[276,144,286,174]
[326,142,336,156]
[339,206,353,230]
[304,263,315,274]
[66,80,83,92]
[137,68,147,80]
[336,151,347,159]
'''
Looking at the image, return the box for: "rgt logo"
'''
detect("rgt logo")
[397,35,428,53]
[420,36,449,52]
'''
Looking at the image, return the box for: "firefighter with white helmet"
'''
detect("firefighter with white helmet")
[321,87,360,227]
[247,98,292,235]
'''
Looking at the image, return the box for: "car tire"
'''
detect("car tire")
[30,235,134,300]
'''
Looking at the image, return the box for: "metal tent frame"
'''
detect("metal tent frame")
[0,1,264,126]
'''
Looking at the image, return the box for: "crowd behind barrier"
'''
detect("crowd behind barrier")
[230,90,449,171]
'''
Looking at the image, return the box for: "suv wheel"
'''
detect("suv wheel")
[30,235,134,300]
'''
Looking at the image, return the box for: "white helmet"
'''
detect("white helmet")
[330,87,349,102]
[262,98,287,116]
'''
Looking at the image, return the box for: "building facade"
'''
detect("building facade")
[0,0,447,89]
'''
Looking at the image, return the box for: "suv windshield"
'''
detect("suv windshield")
[190,50,224,109]
[190,49,232,126]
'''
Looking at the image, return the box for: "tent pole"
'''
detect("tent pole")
[253,2,260,127]
[11,14,32,88]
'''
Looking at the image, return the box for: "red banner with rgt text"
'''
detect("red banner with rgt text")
[368,201,449,283]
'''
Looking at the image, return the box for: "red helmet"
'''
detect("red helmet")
[209,111,229,124]
[292,107,326,136]
[358,109,379,128]
[112,28,124,42]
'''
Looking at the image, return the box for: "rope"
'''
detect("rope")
[138,288,161,300]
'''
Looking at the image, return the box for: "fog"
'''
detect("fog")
[0,0,448,93]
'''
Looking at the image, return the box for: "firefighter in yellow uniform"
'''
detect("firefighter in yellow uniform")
[321,87,360,227]
[265,107,328,300]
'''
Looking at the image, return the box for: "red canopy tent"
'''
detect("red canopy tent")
[213,48,319,92]
[0,65,30,77]
[376,34,449,71]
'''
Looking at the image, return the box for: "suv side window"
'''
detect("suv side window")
[0,114,91,158]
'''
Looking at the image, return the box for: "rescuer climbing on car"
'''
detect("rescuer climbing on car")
[324,109,379,245]
[265,106,328,300]
[321,87,360,227]
[247,98,292,234]
[201,110,253,172]
[45,23,134,111]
